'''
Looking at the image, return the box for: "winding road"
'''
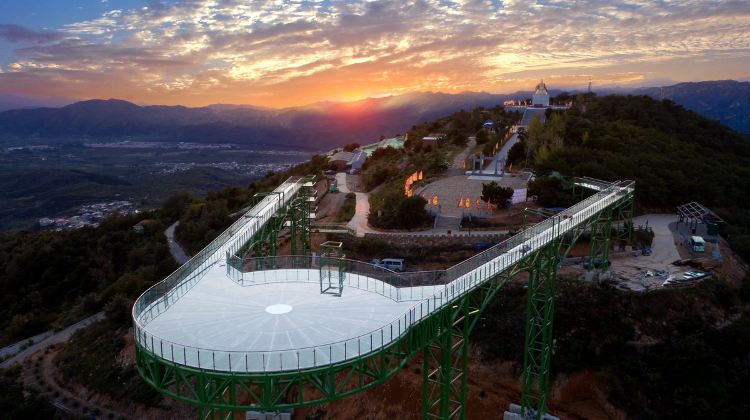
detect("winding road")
[335,172,375,237]
[165,221,190,264]
[1,221,190,369]
[0,312,105,369]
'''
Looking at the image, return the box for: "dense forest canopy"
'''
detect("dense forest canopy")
[0,214,176,345]
[535,95,750,209]
[518,95,750,261]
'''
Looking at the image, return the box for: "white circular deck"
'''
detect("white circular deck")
[136,263,446,372]
[141,265,417,352]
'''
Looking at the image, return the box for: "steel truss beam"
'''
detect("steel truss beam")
[422,265,521,420]
[135,335,414,415]
[520,241,560,418]
[588,206,613,272]
[239,177,315,265]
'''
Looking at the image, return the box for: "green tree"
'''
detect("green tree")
[481,182,514,208]
[476,129,489,144]
[526,116,543,165]
[507,140,526,166]
[161,192,193,220]
[396,196,429,228]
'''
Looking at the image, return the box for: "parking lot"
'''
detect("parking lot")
[608,214,716,292]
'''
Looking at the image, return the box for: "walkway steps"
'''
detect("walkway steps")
[434,215,461,231]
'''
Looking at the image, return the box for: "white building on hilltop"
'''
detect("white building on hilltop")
[531,80,550,108]
[504,80,570,128]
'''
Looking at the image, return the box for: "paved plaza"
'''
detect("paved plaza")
[415,174,529,218]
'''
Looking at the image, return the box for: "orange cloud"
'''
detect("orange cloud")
[1,0,749,107]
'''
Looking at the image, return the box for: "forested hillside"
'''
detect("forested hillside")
[632,80,750,134]
[515,94,750,261]
[0,213,177,346]
[1,94,749,419]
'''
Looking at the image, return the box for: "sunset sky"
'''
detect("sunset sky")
[1,0,749,108]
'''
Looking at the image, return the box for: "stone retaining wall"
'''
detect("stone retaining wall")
[363,231,507,248]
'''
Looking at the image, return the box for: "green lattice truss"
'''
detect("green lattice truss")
[235,176,316,266]
[135,178,633,420]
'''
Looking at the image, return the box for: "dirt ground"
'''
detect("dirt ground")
[606,215,748,290]
[462,201,546,232]
[19,329,194,420]
[308,178,349,223]
[294,351,626,420]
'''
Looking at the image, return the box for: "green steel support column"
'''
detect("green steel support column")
[521,242,560,420]
[290,201,298,257]
[459,299,470,420]
[290,194,304,257]
[422,345,430,417]
[422,266,521,420]
[289,177,314,257]
[588,207,613,272]
[301,178,313,255]
[615,196,634,242]
[422,296,469,420]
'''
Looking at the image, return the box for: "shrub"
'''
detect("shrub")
[337,193,357,222]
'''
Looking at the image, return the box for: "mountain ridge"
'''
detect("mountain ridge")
[631,80,750,134]
[1,81,748,148]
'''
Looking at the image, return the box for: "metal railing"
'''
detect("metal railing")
[133,177,305,326]
[133,178,634,374]
[227,255,447,302]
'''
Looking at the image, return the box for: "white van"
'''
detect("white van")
[372,258,405,272]
[689,236,705,252]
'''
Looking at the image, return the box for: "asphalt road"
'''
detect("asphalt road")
[0,311,106,369]
[165,221,190,264]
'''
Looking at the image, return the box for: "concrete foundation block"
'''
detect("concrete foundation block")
[503,403,560,420]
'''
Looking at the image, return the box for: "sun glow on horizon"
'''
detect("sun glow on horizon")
[0,0,748,107]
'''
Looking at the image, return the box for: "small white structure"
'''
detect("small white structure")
[359,136,406,156]
[421,133,446,145]
[532,80,550,108]
[511,188,528,204]
[329,150,368,172]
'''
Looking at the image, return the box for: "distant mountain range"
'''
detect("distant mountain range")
[631,80,750,134]
[0,80,747,149]
[0,93,74,112]
[0,92,536,149]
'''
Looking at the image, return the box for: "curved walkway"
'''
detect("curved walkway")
[165,221,190,264]
[467,132,520,178]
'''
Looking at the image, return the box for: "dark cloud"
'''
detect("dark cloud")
[0,24,63,44]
